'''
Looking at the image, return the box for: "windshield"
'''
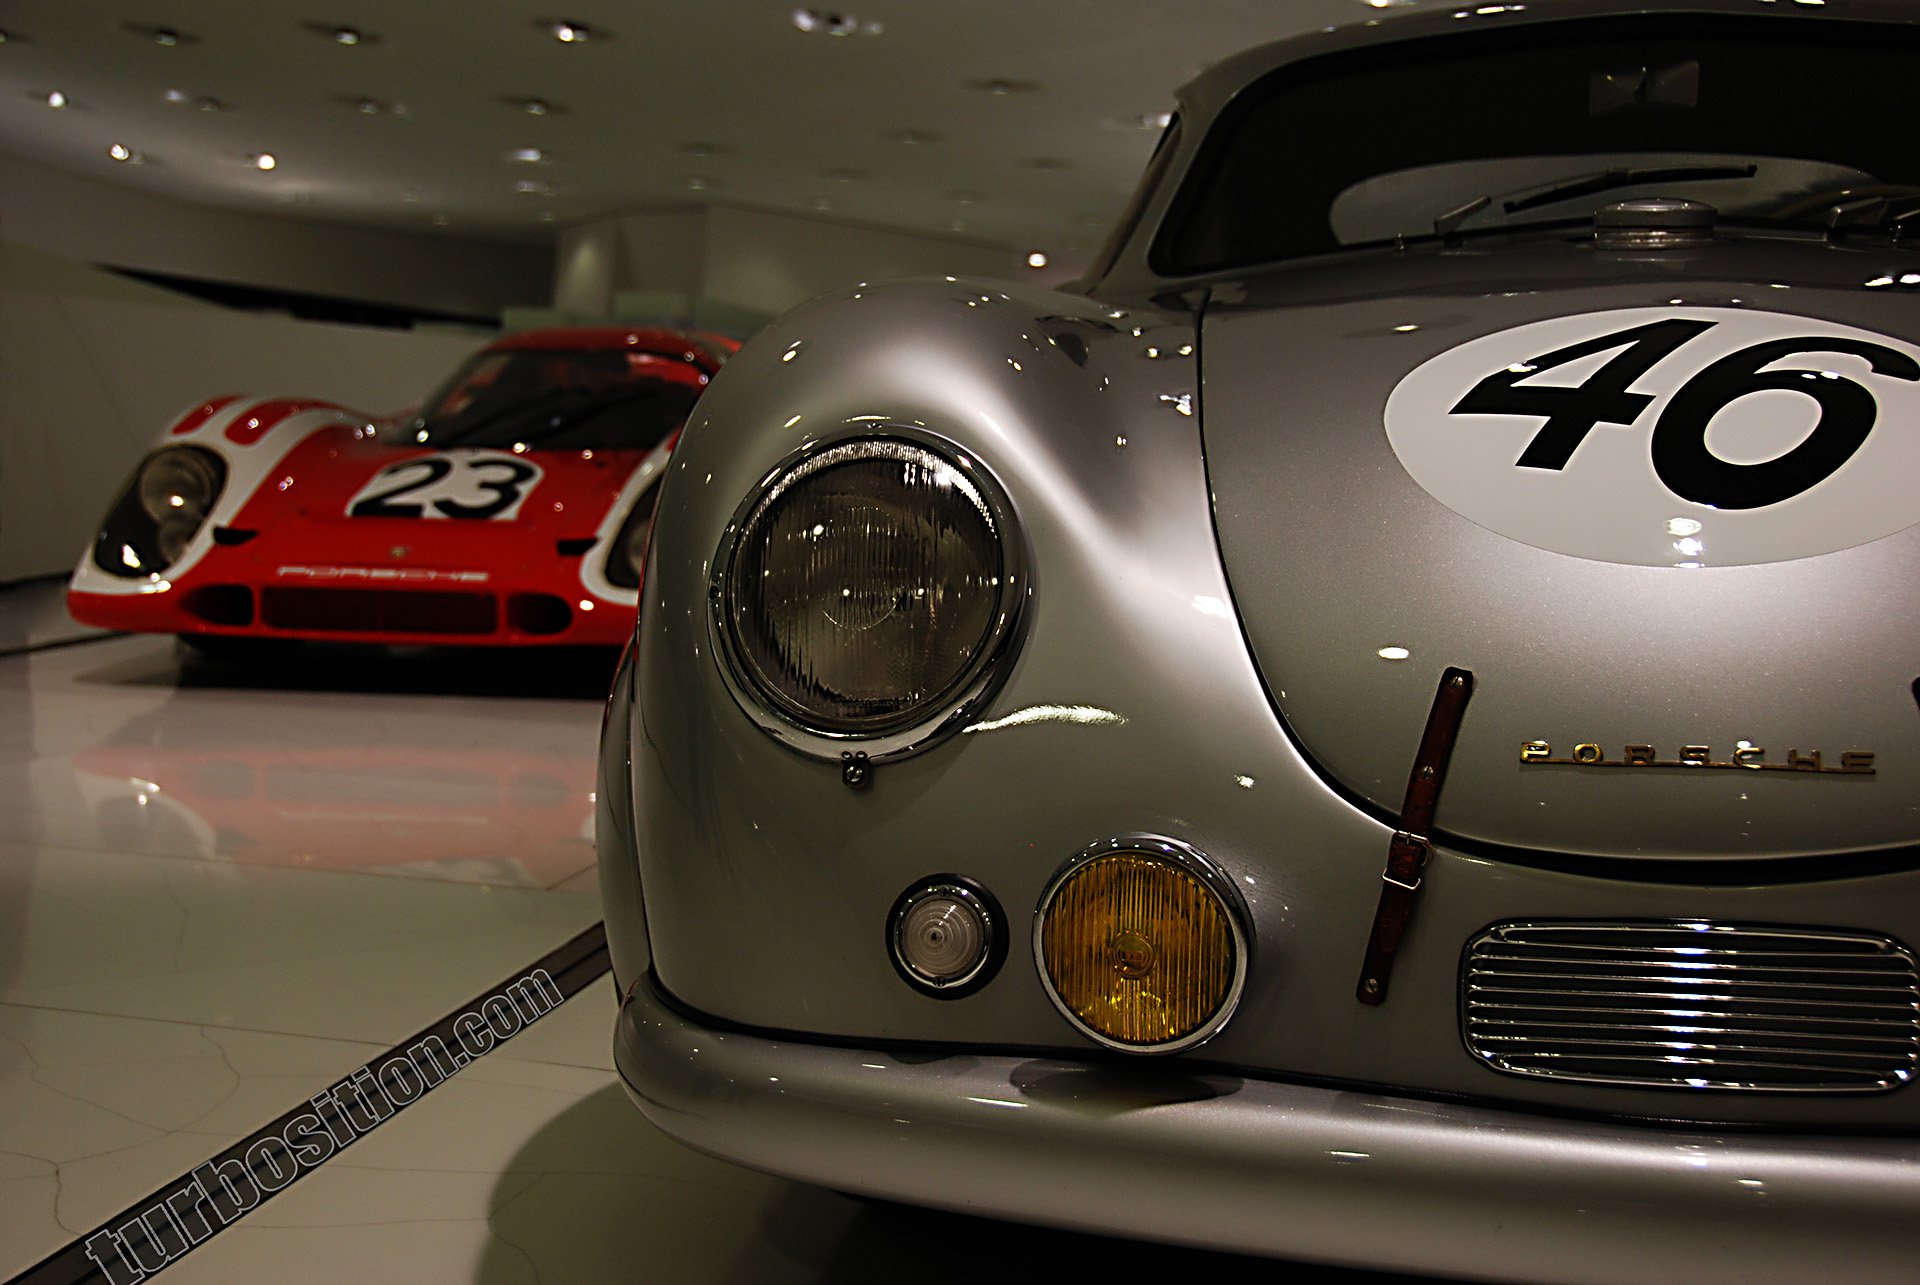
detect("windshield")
[409,348,705,451]
[1157,13,1920,274]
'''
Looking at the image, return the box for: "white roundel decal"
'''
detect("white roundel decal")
[1384,307,1920,566]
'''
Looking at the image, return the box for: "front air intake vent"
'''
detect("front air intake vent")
[1462,921,1920,1093]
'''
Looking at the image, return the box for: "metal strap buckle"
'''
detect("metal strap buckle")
[1384,830,1430,890]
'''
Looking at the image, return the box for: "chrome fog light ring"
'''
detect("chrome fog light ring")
[888,876,1006,998]
[710,429,1029,762]
[1033,835,1252,1056]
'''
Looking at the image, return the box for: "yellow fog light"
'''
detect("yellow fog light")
[1035,837,1248,1055]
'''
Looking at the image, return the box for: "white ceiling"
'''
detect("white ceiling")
[0,0,1428,259]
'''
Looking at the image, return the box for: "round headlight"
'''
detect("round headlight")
[138,449,221,522]
[1036,838,1248,1055]
[717,437,1020,741]
[155,514,202,563]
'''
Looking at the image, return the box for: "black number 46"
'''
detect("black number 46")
[1451,318,1920,509]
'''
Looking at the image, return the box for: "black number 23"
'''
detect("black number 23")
[1451,318,1920,509]
[349,455,539,520]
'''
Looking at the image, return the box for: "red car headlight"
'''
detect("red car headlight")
[93,446,228,578]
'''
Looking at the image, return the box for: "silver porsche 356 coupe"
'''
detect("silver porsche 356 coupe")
[599,3,1920,1279]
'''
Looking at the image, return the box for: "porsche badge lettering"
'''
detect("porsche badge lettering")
[1521,740,1874,774]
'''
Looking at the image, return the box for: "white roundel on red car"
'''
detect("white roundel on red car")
[345,449,544,521]
[1383,306,1920,566]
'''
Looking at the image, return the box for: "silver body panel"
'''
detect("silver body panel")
[614,970,1920,1285]
[601,0,1920,1272]
[620,266,1920,1129]
[1200,242,1920,859]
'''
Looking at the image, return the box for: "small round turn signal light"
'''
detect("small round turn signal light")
[1036,837,1248,1054]
[889,879,1003,997]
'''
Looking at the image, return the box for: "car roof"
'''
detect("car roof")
[482,326,734,369]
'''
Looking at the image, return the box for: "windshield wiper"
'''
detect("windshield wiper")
[1824,193,1920,243]
[1432,164,1758,242]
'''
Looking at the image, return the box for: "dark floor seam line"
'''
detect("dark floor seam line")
[0,632,126,661]
[4,921,611,1285]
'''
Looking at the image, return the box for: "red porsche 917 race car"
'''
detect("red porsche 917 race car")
[68,327,734,650]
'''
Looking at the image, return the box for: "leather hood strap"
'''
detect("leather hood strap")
[1357,667,1474,1006]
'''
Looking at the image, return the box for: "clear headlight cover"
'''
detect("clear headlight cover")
[93,446,228,579]
[137,449,221,522]
[719,438,1015,738]
[604,483,661,591]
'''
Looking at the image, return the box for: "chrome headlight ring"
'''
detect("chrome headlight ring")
[709,430,1029,763]
[1033,835,1253,1057]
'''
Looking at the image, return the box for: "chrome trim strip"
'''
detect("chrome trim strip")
[1031,834,1251,1057]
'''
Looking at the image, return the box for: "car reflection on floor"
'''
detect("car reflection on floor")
[63,641,618,890]
[70,741,593,888]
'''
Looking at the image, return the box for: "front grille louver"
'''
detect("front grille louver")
[1462,921,1920,1093]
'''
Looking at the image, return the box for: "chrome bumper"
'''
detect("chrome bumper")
[616,973,1920,1284]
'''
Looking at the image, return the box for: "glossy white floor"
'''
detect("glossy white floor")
[0,580,1405,1284]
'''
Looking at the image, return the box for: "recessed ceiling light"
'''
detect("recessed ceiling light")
[539,210,556,223]
[675,140,727,157]
[514,179,553,195]
[812,196,833,211]
[304,23,379,46]
[1109,111,1173,130]
[164,89,188,104]
[683,175,710,191]
[194,96,227,112]
[949,219,967,233]
[431,213,450,226]
[45,90,68,109]
[887,128,941,145]
[349,96,390,114]
[0,30,18,44]
[505,96,562,116]
[248,153,277,170]
[966,78,1040,95]
[825,168,866,183]
[123,23,196,46]
[944,190,983,205]
[510,147,547,163]
[108,143,143,163]
[791,9,882,36]
[1026,252,1049,269]
[538,19,597,43]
